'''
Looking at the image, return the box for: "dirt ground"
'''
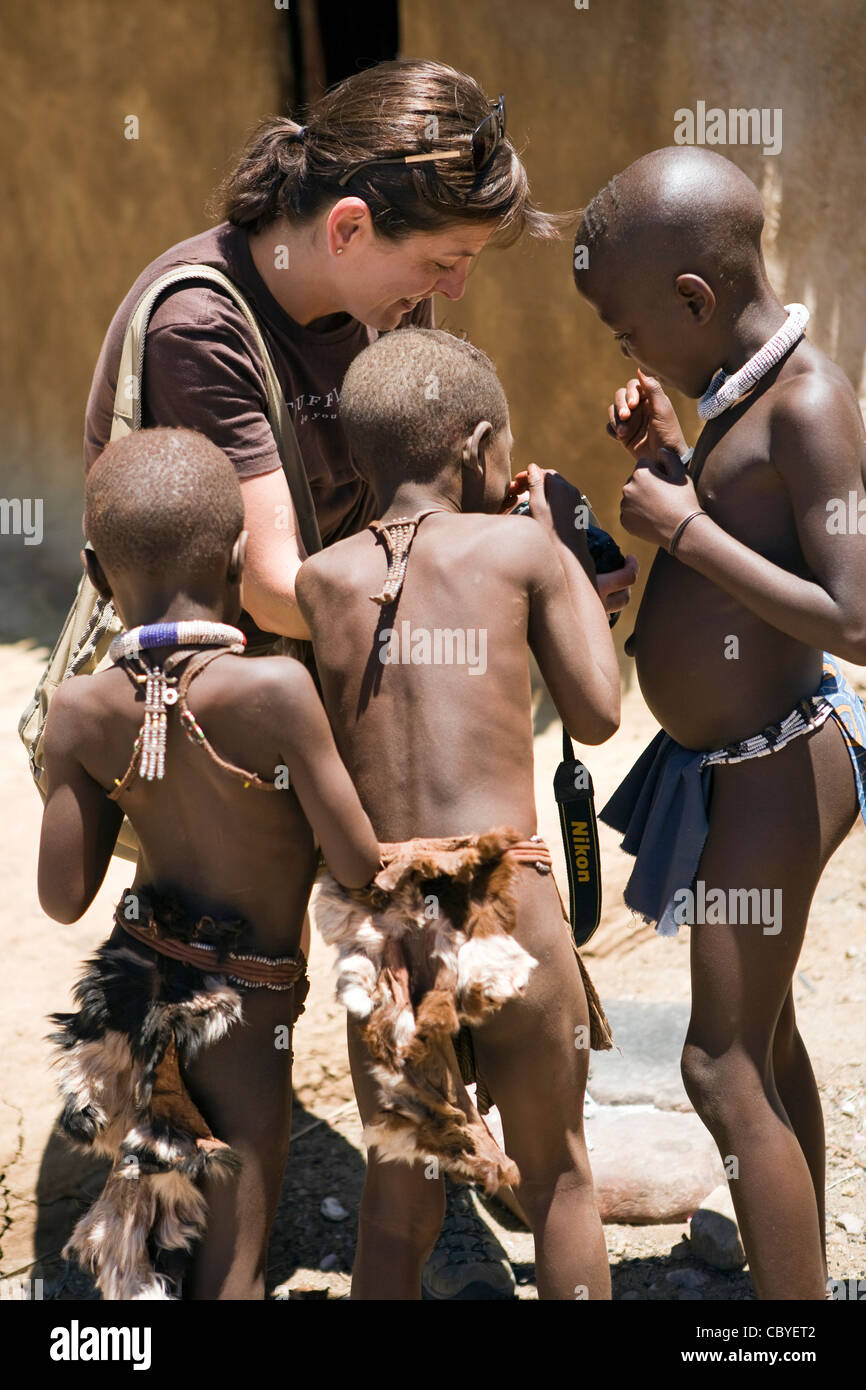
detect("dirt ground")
[1,640,864,1301]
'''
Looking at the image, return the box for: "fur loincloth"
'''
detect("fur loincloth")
[313,826,612,1196]
[48,887,308,1300]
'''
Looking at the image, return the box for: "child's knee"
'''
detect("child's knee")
[681,1042,746,1131]
[516,1155,595,1226]
[360,1161,445,1253]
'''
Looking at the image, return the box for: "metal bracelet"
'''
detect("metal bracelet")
[668,509,707,556]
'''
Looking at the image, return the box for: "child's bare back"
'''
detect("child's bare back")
[299,509,610,842]
[45,652,329,951]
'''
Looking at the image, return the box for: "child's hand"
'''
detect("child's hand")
[509,465,640,609]
[522,463,587,548]
[607,369,689,463]
[620,449,702,549]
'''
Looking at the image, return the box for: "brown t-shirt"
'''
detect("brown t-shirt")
[84,221,432,547]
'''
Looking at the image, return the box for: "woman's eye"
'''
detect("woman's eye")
[433,261,451,272]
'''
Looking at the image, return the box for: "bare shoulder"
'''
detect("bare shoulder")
[43,675,89,744]
[772,346,862,439]
[296,534,371,608]
[42,667,125,761]
[464,512,559,581]
[231,651,318,711]
[240,654,335,766]
[765,349,865,500]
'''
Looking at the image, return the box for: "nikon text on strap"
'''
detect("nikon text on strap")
[554,726,603,946]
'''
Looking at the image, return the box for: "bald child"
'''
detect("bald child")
[575,146,866,1300]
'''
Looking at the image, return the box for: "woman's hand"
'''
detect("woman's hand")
[620,449,702,549]
[596,556,640,614]
[608,369,689,462]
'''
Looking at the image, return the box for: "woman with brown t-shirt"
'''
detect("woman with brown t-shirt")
[85,59,616,649]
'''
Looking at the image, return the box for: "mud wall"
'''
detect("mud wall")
[4,1,864,640]
[0,1,291,637]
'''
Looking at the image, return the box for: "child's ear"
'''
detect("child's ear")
[228,529,248,584]
[461,420,493,475]
[82,547,113,601]
[675,274,716,325]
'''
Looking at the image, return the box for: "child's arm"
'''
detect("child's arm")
[37,687,123,923]
[523,465,621,744]
[620,379,866,662]
[505,469,639,617]
[271,661,381,889]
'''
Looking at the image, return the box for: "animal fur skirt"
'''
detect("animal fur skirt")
[48,888,308,1300]
[313,826,612,1196]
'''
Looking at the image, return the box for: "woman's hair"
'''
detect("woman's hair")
[213,59,566,245]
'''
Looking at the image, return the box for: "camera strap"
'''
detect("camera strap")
[554,726,603,946]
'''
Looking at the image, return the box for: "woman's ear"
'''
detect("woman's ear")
[82,547,113,601]
[228,530,248,584]
[674,273,716,325]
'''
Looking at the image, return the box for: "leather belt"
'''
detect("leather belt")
[117,912,307,990]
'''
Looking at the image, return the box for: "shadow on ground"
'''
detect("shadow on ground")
[30,1097,365,1300]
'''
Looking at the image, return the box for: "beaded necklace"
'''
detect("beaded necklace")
[697,303,810,421]
[110,621,246,783]
[368,509,447,606]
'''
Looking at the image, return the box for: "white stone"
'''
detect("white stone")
[320,1196,349,1223]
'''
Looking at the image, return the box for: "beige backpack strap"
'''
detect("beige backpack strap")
[110,264,322,557]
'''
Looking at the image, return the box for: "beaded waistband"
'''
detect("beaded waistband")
[700,693,832,768]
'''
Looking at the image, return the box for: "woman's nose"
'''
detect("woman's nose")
[435,266,470,301]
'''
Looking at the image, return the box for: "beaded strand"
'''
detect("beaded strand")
[698,304,810,420]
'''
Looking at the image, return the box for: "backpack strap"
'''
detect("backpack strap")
[110,264,322,559]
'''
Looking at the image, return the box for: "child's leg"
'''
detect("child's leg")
[183,986,298,1300]
[472,873,611,1301]
[681,717,856,1300]
[347,1018,446,1300]
[772,987,827,1266]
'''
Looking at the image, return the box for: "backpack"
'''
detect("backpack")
[18,264,322,861]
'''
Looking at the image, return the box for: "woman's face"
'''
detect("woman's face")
[329,204,495,330]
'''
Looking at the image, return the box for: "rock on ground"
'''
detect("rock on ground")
[689,1184,746,1271]
[588,1107,725,1224]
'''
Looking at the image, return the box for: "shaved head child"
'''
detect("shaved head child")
[297,326,620,1300]
[40,427,380,1299]
[575,146,866,1299]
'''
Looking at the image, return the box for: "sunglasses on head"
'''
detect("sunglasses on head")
[336,94,506,188]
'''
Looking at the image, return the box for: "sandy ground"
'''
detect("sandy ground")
[1,640,864,1301]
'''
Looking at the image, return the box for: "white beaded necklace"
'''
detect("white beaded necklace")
[697,303,810,420]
